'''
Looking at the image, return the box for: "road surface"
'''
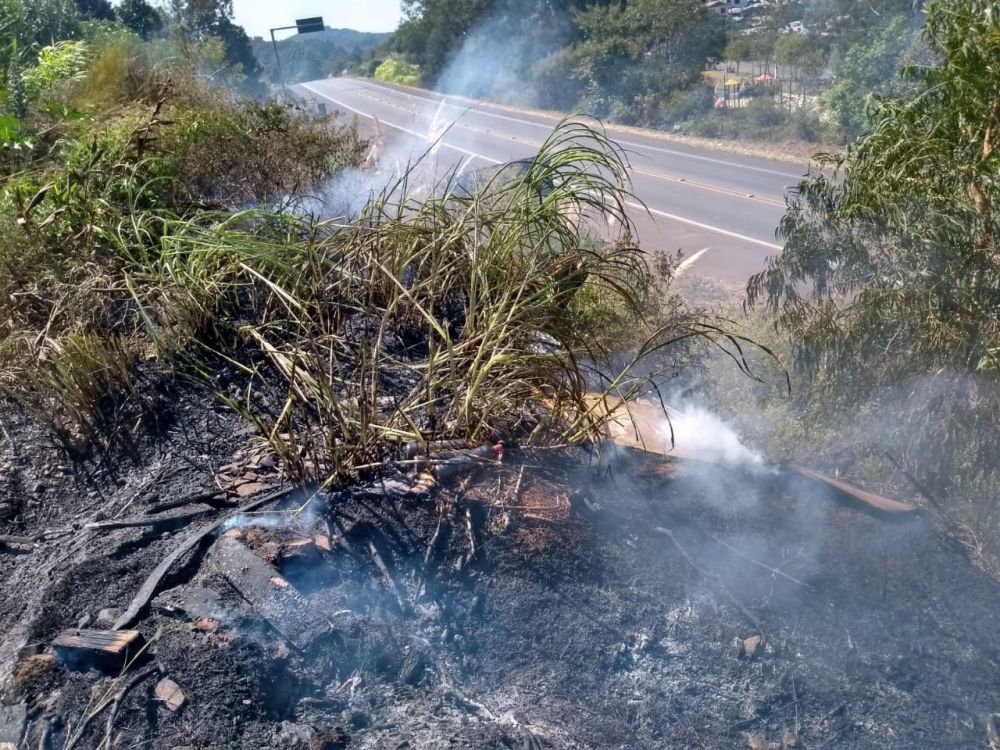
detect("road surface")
[297,77,808,285]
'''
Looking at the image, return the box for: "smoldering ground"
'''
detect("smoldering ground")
[2,373,999,749]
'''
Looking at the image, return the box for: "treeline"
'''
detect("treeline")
[391,0,724,119]
[389,0,928,142]
[2,0,264,96]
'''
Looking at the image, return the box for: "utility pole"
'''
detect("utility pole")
[269,16,326,88]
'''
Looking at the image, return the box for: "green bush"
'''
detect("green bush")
[0,41,369,440]
[657,84,715,126]
[745,98,785,129]
[21,41,90,104]
[373,57,421,87]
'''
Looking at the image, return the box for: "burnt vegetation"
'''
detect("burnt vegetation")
[0,1,998,750]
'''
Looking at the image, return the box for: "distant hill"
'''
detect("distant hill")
[251,27,393,84]
[266,27,392,52]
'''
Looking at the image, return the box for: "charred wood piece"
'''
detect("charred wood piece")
[212,536,329,650]
[102,665,162,743]
[113,486,297,630]
[63,663,160,750]
[152,585,228,625]
[0,534,37,548]
[460,506,477,570]
[404,439,468,460]
[52,629,145,672]
[85,507,214,532]
[145,490,235,515]
[433,442,504,484]
[367,539,410,615]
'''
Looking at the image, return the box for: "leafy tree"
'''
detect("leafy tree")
[774,34,827,79]
[822,15,913,139]
[168,0,259,81]
[74,0,114,21]
[747,0,1000,495]
[0,0,81,50]
[393,0,491,78]
[571,0,725,121]
[393,0,613,89]
[21,40,89,102]
[250,29,389,85]
[724,35,755,75]
[116,0,164,40]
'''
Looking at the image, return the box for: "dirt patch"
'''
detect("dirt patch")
[1,399,999,748]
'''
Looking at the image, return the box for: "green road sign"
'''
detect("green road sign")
[296,17,324,34]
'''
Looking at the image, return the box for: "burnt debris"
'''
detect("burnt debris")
[2,428,1000,749]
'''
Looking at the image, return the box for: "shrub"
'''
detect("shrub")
[745,98,785,130]
[21,41,90,104]
[373,58,421,87]
[115,121,753,484]
[152,95,366,209]
[658,84,715,126]
[0,44,369,440]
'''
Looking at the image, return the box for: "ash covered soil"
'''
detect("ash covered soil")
[1,392,999,749]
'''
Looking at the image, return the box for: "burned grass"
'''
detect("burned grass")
[1,390,998,750]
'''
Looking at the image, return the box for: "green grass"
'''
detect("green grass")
[0,38,368,442]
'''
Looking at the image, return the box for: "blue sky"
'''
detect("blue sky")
[232,0,404,40]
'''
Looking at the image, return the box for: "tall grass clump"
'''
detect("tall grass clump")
[117,119,772,486]
[1,27,760,478]
[0,38,368,443]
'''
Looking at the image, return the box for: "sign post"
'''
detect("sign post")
[269,16,326,88]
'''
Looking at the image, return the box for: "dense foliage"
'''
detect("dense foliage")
[390,0,724,120]
[389,0,936,142]
[373,57,421,87]
[0,11,366,441]
[0,0,263,94]
[748,0,1000,528]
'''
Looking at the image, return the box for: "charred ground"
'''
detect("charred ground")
[1,391,998,750]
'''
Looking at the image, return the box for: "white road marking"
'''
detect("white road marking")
[626,202,783,251]
[301,82,501,165]
[301,82,785,252]
[313,81,788,207]
[347,79,804,180]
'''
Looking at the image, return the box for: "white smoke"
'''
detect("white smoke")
[659,402,771,471]
[303,98,465,221]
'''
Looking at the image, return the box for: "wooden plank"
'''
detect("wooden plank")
[791,466,916,514]
[211,536,329,650]
[52,629,145,671]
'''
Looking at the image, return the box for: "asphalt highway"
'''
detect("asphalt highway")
[297,77,809,284]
